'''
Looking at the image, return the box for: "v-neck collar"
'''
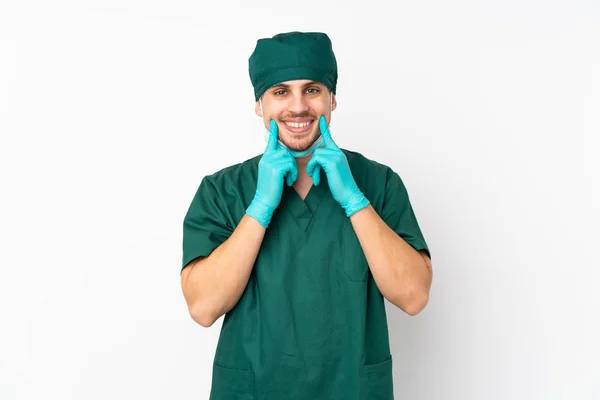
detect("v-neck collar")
[281,173,330,231]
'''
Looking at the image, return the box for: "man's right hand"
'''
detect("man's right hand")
[246,119,298,228]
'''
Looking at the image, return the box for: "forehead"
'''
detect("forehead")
[269,80,326,89]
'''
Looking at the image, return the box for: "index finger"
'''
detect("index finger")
[266,119,279,151]
[319,115,338,149]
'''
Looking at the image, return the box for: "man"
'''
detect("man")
[181,32,432,400]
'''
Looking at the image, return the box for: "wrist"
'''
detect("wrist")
[246,197,274,228]
[341,186,370,217]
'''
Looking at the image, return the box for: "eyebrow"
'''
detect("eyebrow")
[269,81,324,90]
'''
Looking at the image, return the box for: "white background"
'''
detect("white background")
[1,0,599,399]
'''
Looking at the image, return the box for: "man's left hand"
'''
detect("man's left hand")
[306,116,370,217]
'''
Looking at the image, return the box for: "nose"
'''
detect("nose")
[287,93,309,115]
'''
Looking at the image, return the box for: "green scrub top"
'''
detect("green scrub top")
[182,149,430,400]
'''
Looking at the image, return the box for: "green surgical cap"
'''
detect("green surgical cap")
[249,32,338,101]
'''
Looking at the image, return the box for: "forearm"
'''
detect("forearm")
[350,205,432,315]
[181,214,266,326]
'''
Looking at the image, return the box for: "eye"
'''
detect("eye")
[274,90,287,96]
[305,87,320,94]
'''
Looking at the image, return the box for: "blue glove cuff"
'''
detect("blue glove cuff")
[246,198,274,228]
[342,186,370,217]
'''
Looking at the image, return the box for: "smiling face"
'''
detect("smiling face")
[256,80,337,152]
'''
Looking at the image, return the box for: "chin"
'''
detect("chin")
[283,137,317,152]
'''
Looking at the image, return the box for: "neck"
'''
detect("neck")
[294,153,312,166]
[294,153,313,184]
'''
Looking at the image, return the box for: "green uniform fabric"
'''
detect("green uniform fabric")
[248,32,338,101]
[182,150,430,400]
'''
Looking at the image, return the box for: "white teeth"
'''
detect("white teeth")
[286,121,310,129]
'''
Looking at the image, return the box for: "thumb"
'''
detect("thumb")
[311,165,321,186]
[307,154,322,186]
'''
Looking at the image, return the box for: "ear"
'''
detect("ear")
[331,94,337,111]
[255,100,262,117]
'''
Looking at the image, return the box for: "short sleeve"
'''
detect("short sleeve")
[181,177,234,272]
[381,169,431,260]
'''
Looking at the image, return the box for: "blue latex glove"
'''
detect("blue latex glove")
[307,116,370,217]
[246,120,298,227]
